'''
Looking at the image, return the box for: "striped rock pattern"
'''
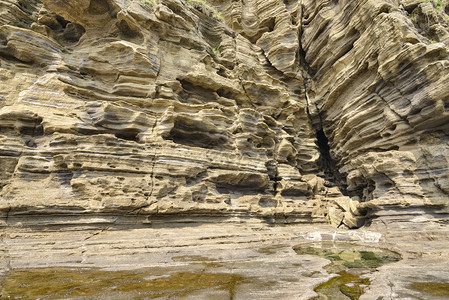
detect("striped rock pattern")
[0,0,448,229]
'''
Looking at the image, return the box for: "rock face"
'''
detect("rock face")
[0,0,448,229]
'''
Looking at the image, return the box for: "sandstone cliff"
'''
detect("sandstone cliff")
[0,0,448,229]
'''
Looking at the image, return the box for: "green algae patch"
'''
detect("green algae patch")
[409,282,449,297]
[257,244,288,255]
[315,270,370,300]
[293,242,401,269]
[293,242,401,300]
[0,267,247,299]
[172,255,216,262]
[171,255,224,268]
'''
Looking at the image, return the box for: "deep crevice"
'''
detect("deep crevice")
[299,2,351,198]
[114,130,139,142]
[56,16,69,29]
[315,129,349,195]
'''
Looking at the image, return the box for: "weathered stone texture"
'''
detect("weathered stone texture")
[0,0,322,225]
[0,0,448,229]
[300,0,449,225]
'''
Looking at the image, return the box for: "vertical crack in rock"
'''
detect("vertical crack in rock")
[145,147,157,211]
[298,0,313,76]
[299,0,347,196]
[315,129,348,195]
[4,205,11,226]
[127,119,159,216]
[271,144,280,196]
[298,0,367,228]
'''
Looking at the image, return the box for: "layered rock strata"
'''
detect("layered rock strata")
[0,0,448,229]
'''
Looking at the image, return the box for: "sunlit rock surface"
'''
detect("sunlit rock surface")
[0,0,325,225]
[0,0,448,233]
[1,0,449,298]
[2,0,447,229]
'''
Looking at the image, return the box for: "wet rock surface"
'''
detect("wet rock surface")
[1,220,449,299]
[294,242,401,299]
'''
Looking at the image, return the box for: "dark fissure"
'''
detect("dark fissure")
[316,129,350,196]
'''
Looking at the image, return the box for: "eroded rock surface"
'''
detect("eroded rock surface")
[0,0,448,230]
